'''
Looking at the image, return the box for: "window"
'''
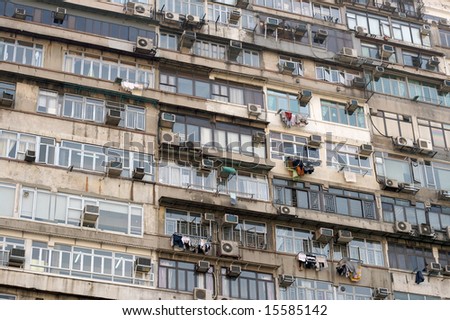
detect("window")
[0,81,16,100]
[408,80,442,105]
[193,40,226,60]
[267,90,309,115]
[321,100,366,128]
[159,71,264,107]
[0,39,43,67]
[370,111,414,139]
[440,30,450,48]
[281,279,334,300]
[403,52,438,71]
[159,33,178,51]
[0,183,16,218]
[361,42,396,63]
[159,259,213,292]
[348,239,384,266]
[326,142,371,175]
[276,226,313,254]
[0,236,25,266]
[255,0,339,22]
[418,119,450,149]
[336,284,372,300]
[438,249,450,266]
[236,49,260,67]
[374,152,416,185]
[159,0,205,16]
[394,292,441,300]
[270,132,319,161]
[109,0,149,4]
[31,241,152,286]
[37,90,59,115]
[223,220,267,249]
[388,242,433,271]
[63,94,104,123]
[20,187,143,235]
[367,74,407,98]
[316,65,360,86]
[0,294,15,300]
[221,268,275,300]
[381,197,427,225]
[392,20,430,47]
[279,56,303,76]
[346,11,390,37]
[165,209,208,238]
[64,53,154,88]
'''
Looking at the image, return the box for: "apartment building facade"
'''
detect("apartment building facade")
[0,0,449,300]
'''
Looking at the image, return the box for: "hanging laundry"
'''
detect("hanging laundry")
[171,234,184,249]
[415,270,425,284]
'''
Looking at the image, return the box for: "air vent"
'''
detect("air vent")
[315,227,334,243]
[196,261,211,273]
[395,221,412,233]
[219,240,239,258]
[135,257,151,273]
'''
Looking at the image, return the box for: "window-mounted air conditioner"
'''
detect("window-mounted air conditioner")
[125,2,152,18]
[200,159,215,171]
[418,223,434,237]
[279,61,296,75]
[293,24,307,36]
[160,131,180,146]
[164,11,180,23]
[308,134,322,147]
[196,261,211,273]
[427,262,441,274]
[132,167,146,180]
[412,56,422,68]
[420,24,431,36]
[359,144,373,156]
[229,40,242,60]
[247,103,262,116]
[439,18,449,27]
[107,160,123,177]
[224,213,238,224]
[236,0,249,9]
[315,227,334,243]
[203,212,215,222]
[395,220,412,233]
[277,205,296,216]
[336,230,353,243]
[346,99,359,114]
[180,31,196,49]
[105,109,122,126]
[135,257,151,273]
[439,80,450,94]
[314,29,328,40]
[373,287,389,299]
[8,248,25,267]
[428,56,440,67]
[443,264,450,276]
[252,132,266,144]
[279,274,295,287]
[355,25,368,36]
[134,37,156,55]
[374,66,385,79]
[219,240,239,258]
[0,91,14,108]
[417,138,433,153]
[24,149,36,163]
[380,44,395,59]
[265,17,280,30]
[160,112,176,128]
[298,89,312,106]
[82,205,99,227]
[352,77,366,89]
[226,265,242,277]
[13,8,26,20]
[193,288,213,300]
[439,189,450,201]
[53,7,66,22]
[229,9,241,24]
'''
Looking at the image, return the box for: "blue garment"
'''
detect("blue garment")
[415,270,425,284]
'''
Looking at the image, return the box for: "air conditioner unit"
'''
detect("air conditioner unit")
[382,1,396,9]
[215,295,233,300]
[279,61,296,75]
[383,178,400,191]
[164,11,180,23]
[247,103,262,116]
[219,240,239,258]
[54,7,66,22]
[439,80,450,94]
[134,37,156,55]
[181,140,201,150]
[252,132,266,144]
[359,144,373,156]
[352,77,366,89]
[132,167,146,180]
[395,220,412,233]
[196,261,211,273]
[160,112,176,129]
[428,56,440,67]
[420,24,431,36]
[82,205,99,227]
[193,288,213,300]
[315,29,328,40]
[427,262,441,274]
[439,18,449,27]
[419,224,434,237]
[224,213,239,224]
[412,56,422,67]
[398,12,407,18]
[277,205,296,216]
[226,265,242,277]
[308,134,322,147]
[315,227,334,243]
[107,160,123,177]
[443,265,450,276]
[417,138,433,153]
[236,0,249,9]
[400,183,420,195]
[229,9,241,24]
[380,44,395,59]
[336,230,353,243]
[200,159,215,171]
[346,99,359,114]
[8,248,25,267]
[294,24,307,36]
[265,17,280,30]
[394,136,415,149]
[374,66,385,79]
[105,109,122,126]
[135,257,151,273]
[160,131,180,146]
[373,287,389,299]
[13,8,26,19]
[203,212,215,222]
[125,2,151,18]
[338,47,357,62]
[229,40,242,60]
[0,92,14,107]
[180,31,196,48]
[186,14,200,25]
[279,274,295,287]
[355,25,368,35]
[298,89,312,106]
[24,149,36,163]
